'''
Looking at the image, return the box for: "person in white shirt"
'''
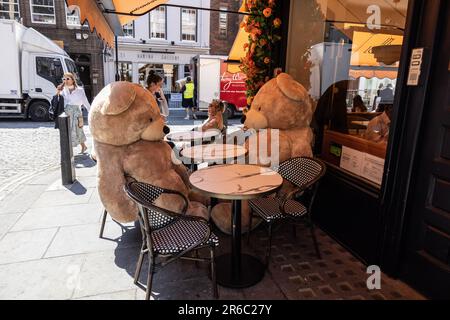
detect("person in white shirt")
[56,73,91,154]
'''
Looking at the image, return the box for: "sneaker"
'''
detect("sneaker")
[193,114,198,120]
[184,115,190,120]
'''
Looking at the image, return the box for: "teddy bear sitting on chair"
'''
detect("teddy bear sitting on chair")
[89,81,208,223]
[211,73,314,234]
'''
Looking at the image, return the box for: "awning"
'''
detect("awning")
[350,30,403,67]
[66,0,168,47]
[349,68,398,80]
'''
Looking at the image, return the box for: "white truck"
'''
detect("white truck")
[0,20,79,121]
[191,55,247,118]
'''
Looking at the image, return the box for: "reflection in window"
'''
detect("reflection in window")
[0,0,19,20]
[181,8,196,41]
[286,0,409,185]
[30,0,55,24]
[150,6,165,39]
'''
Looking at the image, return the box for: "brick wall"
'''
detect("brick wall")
[209,0,242,55]
[19,0,105,100]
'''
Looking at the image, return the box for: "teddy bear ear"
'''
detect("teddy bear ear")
[276,73,308,101]
[100,82,137,115]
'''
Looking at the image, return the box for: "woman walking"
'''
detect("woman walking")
[146,70,169,120]
[56,72,91,154]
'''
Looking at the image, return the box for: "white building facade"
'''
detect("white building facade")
[103,0,211,94]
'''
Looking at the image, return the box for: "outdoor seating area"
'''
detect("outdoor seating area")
[0,144,423,300]
[52,126,419,300]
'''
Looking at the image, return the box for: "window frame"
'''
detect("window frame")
[218,4,228,39]
[180,8,197,42]
[65,4,81,28]
[30,0,56,25]
[122,21,135,38]
[0,0,20,21]
[35,56,64,87]
[118,61,133,82]
[149,5,167,40]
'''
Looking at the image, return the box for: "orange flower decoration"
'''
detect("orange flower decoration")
[264,57,271,64]
[263,8,272,18]
[273,18,281,28]
[259,38,267,46]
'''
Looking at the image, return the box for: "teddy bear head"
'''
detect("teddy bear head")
[89,81,169,146]
[243,73,312,130]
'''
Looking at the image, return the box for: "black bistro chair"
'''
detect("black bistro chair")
[124,181,219,300]
[247,157,326,265]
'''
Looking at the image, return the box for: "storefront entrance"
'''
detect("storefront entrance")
[394,1,450,299]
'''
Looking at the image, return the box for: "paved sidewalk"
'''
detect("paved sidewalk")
[0,143,425,300]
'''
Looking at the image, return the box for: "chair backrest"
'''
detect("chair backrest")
[124,181,175,231]
[277,157,326,190]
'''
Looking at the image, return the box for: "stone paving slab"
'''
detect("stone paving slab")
[44,221,139,258]
[0,213,20,239]
[75,289,138,300]
[72,248,142,299]
[0,228,58,264]
[32,188,94,208]
[0,184,51,215]
[0,254,85,299]
[11,203,104,232]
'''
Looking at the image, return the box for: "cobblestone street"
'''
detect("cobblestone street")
[0,121,61,199]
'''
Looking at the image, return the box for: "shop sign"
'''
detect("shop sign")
[407,48,424,86]
[117,51,192,64]
[171,93,182,102]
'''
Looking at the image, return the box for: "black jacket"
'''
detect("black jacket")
[51,94,65,129]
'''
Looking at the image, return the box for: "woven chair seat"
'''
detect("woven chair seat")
[249,197,307,222]
[152,219,219,255]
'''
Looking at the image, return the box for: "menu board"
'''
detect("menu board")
[340,146,364,176]
[340,146,385,185]
[361,153,385,185]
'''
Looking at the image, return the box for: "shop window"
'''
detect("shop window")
[219,5,228,38]
[150,6,166,39]
[122,22,134,38]
[30,0,55,24]
[286,0,409,186]
[119,62,133,82]
[65,4,81,28]
[0,0,19,20]
[36,56,63,86]
[181,8,196,41]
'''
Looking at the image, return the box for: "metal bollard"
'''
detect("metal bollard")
[58,112,75,185]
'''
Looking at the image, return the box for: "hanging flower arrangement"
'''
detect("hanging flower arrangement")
[240,0,282,104]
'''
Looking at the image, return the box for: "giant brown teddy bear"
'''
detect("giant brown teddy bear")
[211,73,314,234]
[89,81,207,222]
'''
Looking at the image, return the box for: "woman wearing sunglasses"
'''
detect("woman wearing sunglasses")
[56,73,91,154]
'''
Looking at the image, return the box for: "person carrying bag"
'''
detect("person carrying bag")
[51,93,65,129]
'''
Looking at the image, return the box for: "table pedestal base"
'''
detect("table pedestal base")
[215,253,265,288]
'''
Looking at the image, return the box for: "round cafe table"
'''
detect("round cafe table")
[180,144,247,164]
[166,129,221,147]
[189,164,283,288]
